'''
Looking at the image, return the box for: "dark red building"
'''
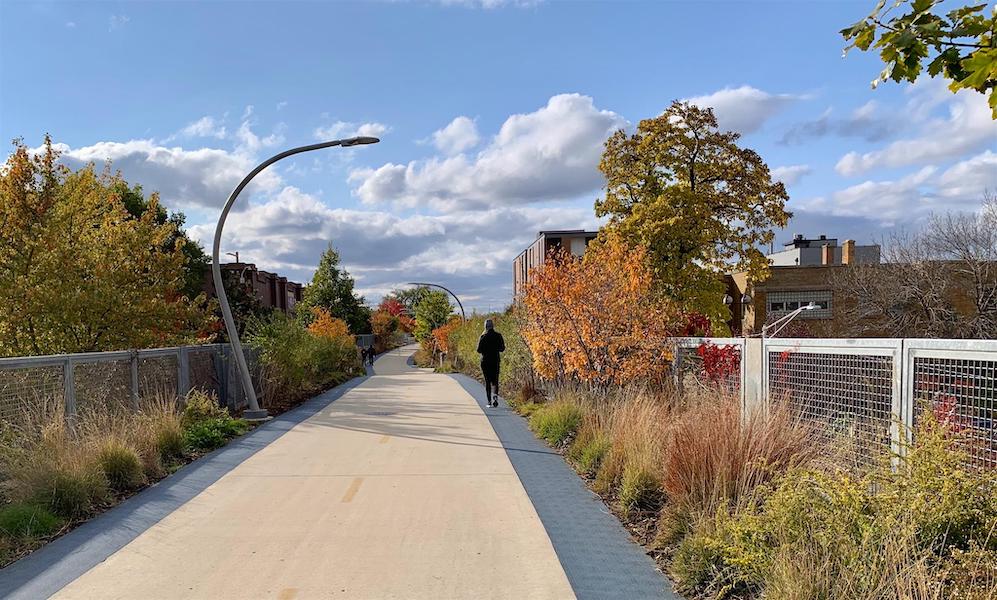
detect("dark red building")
[203,263,305,314]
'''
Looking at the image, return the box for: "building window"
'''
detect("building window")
[767,290,832,319]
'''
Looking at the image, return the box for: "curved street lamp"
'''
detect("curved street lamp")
[406,282,467,322]
[213,136,380,420]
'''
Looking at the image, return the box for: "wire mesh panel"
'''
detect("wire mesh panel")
[138,354,178,400]
[0,364,64,424]
[673,338,743,397]
[74,359,132,416]
[766,341,900,469]
[907,342,997,471]
[188,348,220,398]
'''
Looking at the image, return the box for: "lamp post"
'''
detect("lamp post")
[406,282,466,322]
[724,292,752,335]
[213,136,380,420]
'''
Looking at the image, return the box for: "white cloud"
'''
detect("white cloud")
[48,139,282,210]
[937,150,997,202]
[805,167,937,221]
[179,116,227,140]
[780,101,905,145]
[771,164,812,186]
[835,86,997,177]
[685,85,798,134]
[108,15,129,31]
[349,93,627,211]
[188,186,594,307]
[432,116,480,155]
[313,121,389,141]
[65,21,76,28]
[276,101,288,111]
[235,119,285,154]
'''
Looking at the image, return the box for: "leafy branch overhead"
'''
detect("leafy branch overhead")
[842,0,997,116]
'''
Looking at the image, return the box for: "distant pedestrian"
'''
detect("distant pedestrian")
[476,319,505,407]
[366,345,375,366]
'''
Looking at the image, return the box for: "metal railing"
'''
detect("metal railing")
[672,336,997,470]
[0,344,259,424]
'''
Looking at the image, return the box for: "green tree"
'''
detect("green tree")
[0,137,212,356]
[413,290,453,342]
[116,182,210,299]
[595,101,790,328]
[842,1,997,117]
[299,245,371,334]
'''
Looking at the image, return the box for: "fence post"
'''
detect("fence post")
[742,338,765,421]
[893,339,911,463]
[177,347,190,398]
[63,358,77,426]
[130,351,140,410]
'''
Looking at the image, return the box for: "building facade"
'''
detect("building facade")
[726,236,881,335]
[203,263,305,314]
[513,230,598,296]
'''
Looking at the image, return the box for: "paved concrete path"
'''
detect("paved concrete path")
[2,345,674,599]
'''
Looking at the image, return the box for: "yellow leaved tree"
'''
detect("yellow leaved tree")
[0,137,213,357]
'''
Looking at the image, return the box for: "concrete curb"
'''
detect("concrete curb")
[449,374,681,600]
[0,377,367,600]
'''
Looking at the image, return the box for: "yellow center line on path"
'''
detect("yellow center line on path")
[341,477,364,503]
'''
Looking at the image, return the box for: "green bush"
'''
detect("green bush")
[0,503,62,539]
[181,390,229,426]
[529,401,584,446]
[96,440,145,492]
[183,417,249,452]
[619,462,662,516]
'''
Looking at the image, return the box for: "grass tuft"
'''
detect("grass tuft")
[529,401,584,446]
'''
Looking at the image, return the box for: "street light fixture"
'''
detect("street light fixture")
[212,136,380,420]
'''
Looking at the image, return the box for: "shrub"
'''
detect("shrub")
[183,417,249,452]
[181,389,228,426]
[0,503,62,539]
[530,401,584,446]
[96,440,145,493]
[568,424,611,476]
[620,461,662,516]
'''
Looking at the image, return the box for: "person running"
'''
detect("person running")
[476,319,505,407]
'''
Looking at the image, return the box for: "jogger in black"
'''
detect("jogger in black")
[476,319,505,407]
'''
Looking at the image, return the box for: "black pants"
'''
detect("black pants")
[481,362,500,401]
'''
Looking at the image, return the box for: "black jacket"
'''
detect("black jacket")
[476,329,505,364]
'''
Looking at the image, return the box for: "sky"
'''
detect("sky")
[2,0,995,312]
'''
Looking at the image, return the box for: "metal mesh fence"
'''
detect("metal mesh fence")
[0,365,63,424]
[137,355,179,401]
[674,341,742,397]
[189,349,219,395]
[911,355,997,470]
[768,349,895,468]
[75,360,132,416]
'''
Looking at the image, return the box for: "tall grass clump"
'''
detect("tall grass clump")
[529,401,584,446]
[671,415,997,599]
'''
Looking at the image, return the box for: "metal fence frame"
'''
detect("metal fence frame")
[0,344,246,423]
[673,336,997,468]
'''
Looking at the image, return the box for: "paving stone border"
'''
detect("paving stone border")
[449,374,680,600]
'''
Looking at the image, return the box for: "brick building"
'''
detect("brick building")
[725,235,881,335]
[203,263,305,314]
[513,230,598,296]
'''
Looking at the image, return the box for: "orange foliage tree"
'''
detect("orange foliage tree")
[521,232,679,386]
[307,307,353,341]
[431,317,463,355]
[370,309,399,352]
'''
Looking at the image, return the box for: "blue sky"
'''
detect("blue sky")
[2,0,995,311]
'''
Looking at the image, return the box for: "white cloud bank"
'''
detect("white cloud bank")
[685,85,799,134]
[349,93,627,211]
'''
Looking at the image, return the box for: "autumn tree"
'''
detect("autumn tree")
[307,307,353,341]
[370,309,400,352]
[842,1,997,117]
[413,290,453,343]
[0,137,212,356]
[299,245,372,334]
[595,101,790,328]
[521,232,681,386]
